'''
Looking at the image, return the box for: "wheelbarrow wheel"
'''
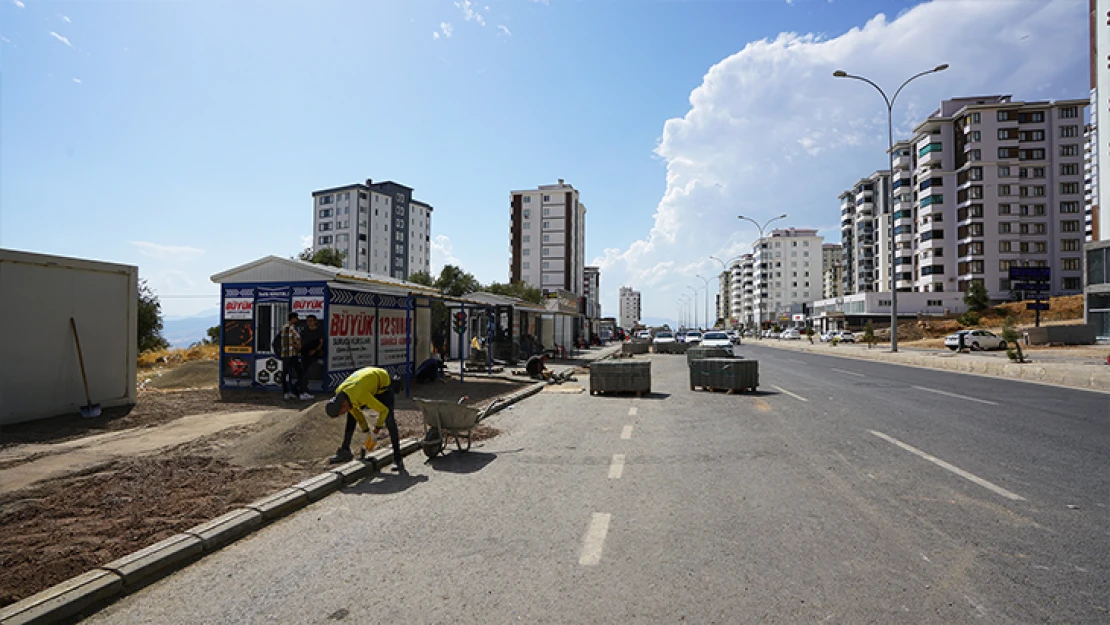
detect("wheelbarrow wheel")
[422,427,443,459]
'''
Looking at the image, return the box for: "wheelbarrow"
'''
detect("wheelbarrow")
[416,397,504,460]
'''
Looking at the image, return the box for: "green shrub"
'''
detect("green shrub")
[956,311,980,327]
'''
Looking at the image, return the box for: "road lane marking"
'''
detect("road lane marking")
[772,385,808,402]
[628,406,638,416]
[621,425,634,439]
[912,385,999,406]
[608,454,625,479]
[868,430,1025,501]
[787,359,807,364]
[579,512,611,566]
[831,368,865,377]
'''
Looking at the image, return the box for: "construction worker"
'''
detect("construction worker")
[325,367,404,472]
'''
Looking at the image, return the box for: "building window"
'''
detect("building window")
[1061,220,1081,232]
[523,209,530,218]
[998,128,1019,140]
[969,149,981,161]
[543,195,550,202]
[967,112,981,124]
[918,142,942,157]
[970,130,982,142]
[1060,201,1080,213]
[542,221,550,229]
[998,147,1019,159]
[1060,163,1079,176]
[543,234,550,242]
[1060,182,1081,194]
[523,262,530,270]
[522,235,530,243]
[319,195,333,205]
[523,196,531,203]
[318,223,332,231]
[1063,277,1081,290]
[319,209,333,218]
[318,235,332,245]
[999,223,1012,234]
[999,241,1012,252]
[523,222,530,229]
[998,166,1010,177]
[542,248,550,256]
[1060,144,1079,157]
[997,110,1014,121]
[523,249,530,256]
[1062,239,1081,252]
[1059,106,1079,118]
[1062,258,1081,271]
[1059,125,1079,138]
[1018,130,1044,142]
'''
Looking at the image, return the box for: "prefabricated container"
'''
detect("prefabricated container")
[590,360,651,396]
[621,342,650,356]
[686,345,735,363]
[688,358,759,393]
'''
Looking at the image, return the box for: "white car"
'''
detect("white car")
[701,331,732,348]
[780,328,802,340]
[725,330,740,344]
[635,330,651,340]
[684,331,703,344]
[835,331,856,343]
[652,331,676,345]
[945,329,1006,351]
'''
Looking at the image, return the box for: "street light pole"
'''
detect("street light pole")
[737,213,788,339]
[833,64,949,353]
[696,275,710,330]
[686,286,699,330]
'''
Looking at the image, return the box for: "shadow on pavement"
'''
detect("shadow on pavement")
[345,471,429,495]
[588,392,671,400]
[426,451,497,474]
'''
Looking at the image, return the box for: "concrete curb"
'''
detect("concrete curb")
[0,378,561,624]
[753,340,1110,392]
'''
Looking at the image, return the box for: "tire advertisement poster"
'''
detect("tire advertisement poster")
[328,304,376,371]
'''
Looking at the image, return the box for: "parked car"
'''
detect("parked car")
[945,329,1006,351]
[820,330,837,342]
[836,331,856,343]
[701,331,732,348]
[780,328,802,340]
[725,330,740,344]
[635,330,651,340]
[684,331,703,344]
[762,329,780,339]
[652,331,676,345]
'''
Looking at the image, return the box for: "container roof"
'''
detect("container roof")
[210,255,440,295]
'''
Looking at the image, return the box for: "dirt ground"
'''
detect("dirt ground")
[0,375,527,608]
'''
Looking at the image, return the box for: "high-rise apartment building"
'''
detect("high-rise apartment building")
[583,266,601,332]
[509,180,587,297]
[618,286,641,329]
[751,228,823,327]
[311,179,432,279]
[822,243,843,299]
[838,171,890,295]
[730,255,754,328]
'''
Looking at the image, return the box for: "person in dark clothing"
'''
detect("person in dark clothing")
[525,354,551,380]
[280,312,311,400]
[414,356,446,384]
[299,314,325,386]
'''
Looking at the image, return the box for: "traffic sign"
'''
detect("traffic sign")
[1008,266,1051,281]
[1012,282,1050,292]
[1026,303,1050,311]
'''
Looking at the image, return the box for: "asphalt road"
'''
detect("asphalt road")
[83,347,1110,624]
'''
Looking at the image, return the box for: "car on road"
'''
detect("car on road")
[835,331,856,343]
[780,328,802,340]
[635,330,651,340]
[762,329,780,339]
[725,330,740,344]
[652,331,676,345]
[945,329,1007,351]
[820,330,837,342]
[684,331,703,344]
[701,331,732,348]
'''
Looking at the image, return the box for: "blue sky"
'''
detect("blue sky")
[1,0,1089,328]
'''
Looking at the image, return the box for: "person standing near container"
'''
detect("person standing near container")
[325,367,404,472]
[280,312,312,401]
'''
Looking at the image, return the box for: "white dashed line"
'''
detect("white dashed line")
[869,430,1025,501]
[608,454,625,479]
[628,406,638,416]
[579,513,611,566]
[912,385,999,406]
[621,425,633,439]
[831,368,866,377]
[772,385,808,402]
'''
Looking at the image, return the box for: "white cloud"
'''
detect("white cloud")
[131,241,206,262]
[60,14,70,23]
[431,235,460,273]
[300,234,312,250]
[440,22,453,38]
[531,0,549,4]
[12,0,24,8]
[593,0,1087,324]
[48,31,72,47]
[433,31,440,40]
[455,0,486,26]
[0,36,12,45]
[72,78,81,83]
[498,24,511,37]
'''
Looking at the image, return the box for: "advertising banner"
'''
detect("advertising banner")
[222,319,254,354]
[293,295,325,321]
[329,304,377,371]
[257,287,290,303]
[221,354,253,387]
[254,355,283,386]
[224,297,254,320]
[378,308,409,366]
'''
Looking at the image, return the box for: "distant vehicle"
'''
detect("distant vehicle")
[945,329,1006,351]
[635,330,651,340]
[684,331,703,344]
[599,329,613,342]
[725,330,740,344]
[780,328,802,340]
[762,329,780,339]
[836,331,856,343]
[820,330,837,342]
[701,331,732,348]
[652,331,676,345]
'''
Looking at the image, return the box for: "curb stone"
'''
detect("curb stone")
[0,378,562,623]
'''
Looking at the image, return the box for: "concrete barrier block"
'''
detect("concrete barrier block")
[101,533,203,588]
[293,472,342,502]
[330,460,373,484]
[0,569,123,625]
[243,487,310,521]
[183,508,263,551]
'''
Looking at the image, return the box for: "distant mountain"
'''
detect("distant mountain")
[163,309,220,348]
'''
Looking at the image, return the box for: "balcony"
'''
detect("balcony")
[893,154,912,170]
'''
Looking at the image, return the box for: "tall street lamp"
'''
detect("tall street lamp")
[833,63,949,353]
[686,286,699,330]
[738,213,788,338]
[696,274,710,329]
[678,295,690,329]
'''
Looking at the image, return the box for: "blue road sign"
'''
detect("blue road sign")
[1008,266,1051,281]
[1026,303,1050,311]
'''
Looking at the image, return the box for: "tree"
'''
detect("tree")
[137,280,169,353]
[205,325,220,345]
[434,265,481,297]
[863,320,875,349]
[1001,315,1026,363]
[963,280,990,313]
[486,281,543,304]
[297,247,346,268]
[407,271,434,287]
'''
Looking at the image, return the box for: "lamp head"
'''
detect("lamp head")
[778,213,787,219]
[933,64,949,72]
[832,70,848,78]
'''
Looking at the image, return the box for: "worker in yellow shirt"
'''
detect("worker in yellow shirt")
[325,367,404,471]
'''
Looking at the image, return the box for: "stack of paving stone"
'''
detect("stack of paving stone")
[685,345,735,364]
[621,341,651,356]
[589,360,651,396]
[688,357,759,393]
[654,341,689,354]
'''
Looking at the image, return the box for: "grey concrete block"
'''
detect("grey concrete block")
[0,569,122,625]
[292,472,342,502]
[100,533,203,588]
[243,487,310,521]
[330,459,373,484]
[183,508,263,551]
